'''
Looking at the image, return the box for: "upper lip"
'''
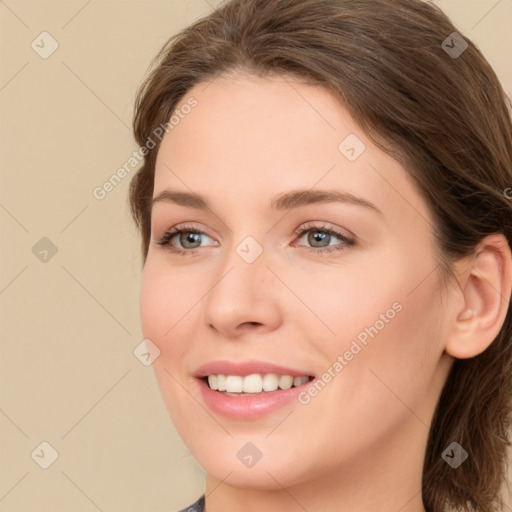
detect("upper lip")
[194,360,315,378]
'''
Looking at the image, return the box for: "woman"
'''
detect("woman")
[129,0,512,510]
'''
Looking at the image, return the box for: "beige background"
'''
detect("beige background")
[0,1,511,510]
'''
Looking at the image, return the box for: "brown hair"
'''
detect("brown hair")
[129,0,512,510]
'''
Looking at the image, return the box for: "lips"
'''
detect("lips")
[193,360,316,419]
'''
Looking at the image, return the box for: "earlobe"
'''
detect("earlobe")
[445,234,512,360]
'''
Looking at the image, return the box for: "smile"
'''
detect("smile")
[205,373,313,394]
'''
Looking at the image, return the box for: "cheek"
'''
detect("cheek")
[293,279,444,464]
[325,263,444,431]
[369,271,445,386]
[281,247,405,344]
[139,266,166,341]
[139,260,202,426]
[139,257,210,392]
[299,242,444,411]
[139,259,191,351]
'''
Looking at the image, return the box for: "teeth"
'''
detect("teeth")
[208,375,217,390]
[225,375,243,392]
[243,374,262,393]
[278,375,293,390]
[216,374,227,391]
[263,373,279,392]
[207,373,310,393]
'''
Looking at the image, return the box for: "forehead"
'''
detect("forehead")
[152,73,428,224]
[157,75,348,180]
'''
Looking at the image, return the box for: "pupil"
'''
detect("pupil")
[182,232,201,248]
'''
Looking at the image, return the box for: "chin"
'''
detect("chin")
[188,435,315,492]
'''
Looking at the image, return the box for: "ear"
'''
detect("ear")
[445,234,512,359]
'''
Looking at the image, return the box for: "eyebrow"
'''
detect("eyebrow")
[151,189,382,215]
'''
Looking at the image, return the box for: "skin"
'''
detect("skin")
[139,72,512,512]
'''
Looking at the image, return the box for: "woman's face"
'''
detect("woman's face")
[140,73,456,493]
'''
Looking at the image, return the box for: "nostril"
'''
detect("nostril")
[244,321,264,328]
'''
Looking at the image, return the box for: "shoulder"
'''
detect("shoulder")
[176,494,205,512]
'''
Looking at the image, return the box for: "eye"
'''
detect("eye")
[292,222,355,255]
[154,223,217,256]
[154,221,356,257]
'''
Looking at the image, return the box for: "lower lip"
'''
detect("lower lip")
[196,377,313,420]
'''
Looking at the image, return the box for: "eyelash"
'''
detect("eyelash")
[155,222,356,257]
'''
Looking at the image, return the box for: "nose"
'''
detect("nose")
[201,244,283,338]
